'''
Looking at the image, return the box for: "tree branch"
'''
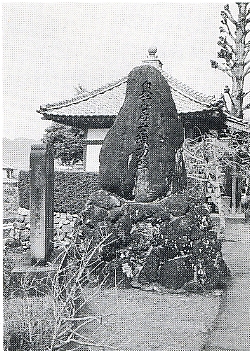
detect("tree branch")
[225,41,236,54]
[243,102,250,110]
[243,66,250,77]
[245,59,250,66]
[243,47,250,60]
[187,174,218,188]
[224,21,236,41]
[221,9,237,25]
[215,63,234,77]
[243,90,250,98]
[183,147,206,163]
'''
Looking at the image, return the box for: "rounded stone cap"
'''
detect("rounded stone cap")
[148,46,157,56]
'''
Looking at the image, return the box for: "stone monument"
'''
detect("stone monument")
[89,62,230,291]
[99,64,185,202]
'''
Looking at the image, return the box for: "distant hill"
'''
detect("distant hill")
[2,138,40,171]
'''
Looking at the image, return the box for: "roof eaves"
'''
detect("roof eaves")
[2,162,15,170]
[38,77,128,114]
[38,70,217,116]
[162,71,216,107]
[225,114,250,133]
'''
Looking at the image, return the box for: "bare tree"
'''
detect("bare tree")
[211,3,250,119]
[183,131,250,235]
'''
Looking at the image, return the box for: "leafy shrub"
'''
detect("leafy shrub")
[18,171,100,214]
[43,122,87,166]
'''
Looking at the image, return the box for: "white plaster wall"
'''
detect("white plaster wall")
[86,128,109,172]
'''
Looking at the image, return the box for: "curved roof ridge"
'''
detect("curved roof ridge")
[39,76,128,112]
[162,70,216,106]
[38,68,217,114]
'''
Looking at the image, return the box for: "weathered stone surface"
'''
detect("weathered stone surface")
[18,222,26,230]
[123,201,170,224]
[159,257,193,289]
[60,213,67,219]
[82,204,108,225]
[18,207,30,216]
[62,219,70,225]
[54,217,60,224]
[99,65,185,201]
[74,191,230,291]
[24,216,30,224]
[66,213,73,221]
[182,280,204,293]
[20,229,30,241]
[87,190,122,210]
[138,247,163,284]
[16,214,25,223]
[61,224,72,233]
[159,193,189,217]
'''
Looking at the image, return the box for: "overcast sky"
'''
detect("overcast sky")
[2,2,249,141]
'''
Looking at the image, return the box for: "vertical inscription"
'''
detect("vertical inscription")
[134,81,152,201]
[30,144,54,264]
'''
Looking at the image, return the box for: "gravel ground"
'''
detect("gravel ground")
[205,222,250,351]
[82,287,221,351]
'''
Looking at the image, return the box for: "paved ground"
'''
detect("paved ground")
[205,220,250,351]
[84,287,220,351]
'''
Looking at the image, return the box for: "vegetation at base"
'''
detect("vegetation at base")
[3,230,112,351]
[3,187,231,350]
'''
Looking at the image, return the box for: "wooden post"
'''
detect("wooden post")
[30,144,54,264]
[231,163,237,214]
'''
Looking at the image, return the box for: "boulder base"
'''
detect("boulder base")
[75,190,230,291]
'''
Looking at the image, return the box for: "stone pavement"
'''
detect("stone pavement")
[205,220,250,351]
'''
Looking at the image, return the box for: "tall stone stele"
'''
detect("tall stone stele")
[30,143,54,264]
[99,62,185,202]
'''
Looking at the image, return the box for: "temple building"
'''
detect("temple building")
[37,48,249,214]
[37,48,226,172]
[2,162,17,183]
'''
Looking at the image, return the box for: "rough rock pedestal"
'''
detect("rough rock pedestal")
[99,65,185,202]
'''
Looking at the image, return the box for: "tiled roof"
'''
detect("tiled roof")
[38,70,217,118]
[225,114,250,133]
[2,162,15,170]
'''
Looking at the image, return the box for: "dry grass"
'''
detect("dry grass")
[3,232,114,351]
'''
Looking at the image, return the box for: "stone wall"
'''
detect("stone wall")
[3,207,79,250]
[3,182,19,219]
